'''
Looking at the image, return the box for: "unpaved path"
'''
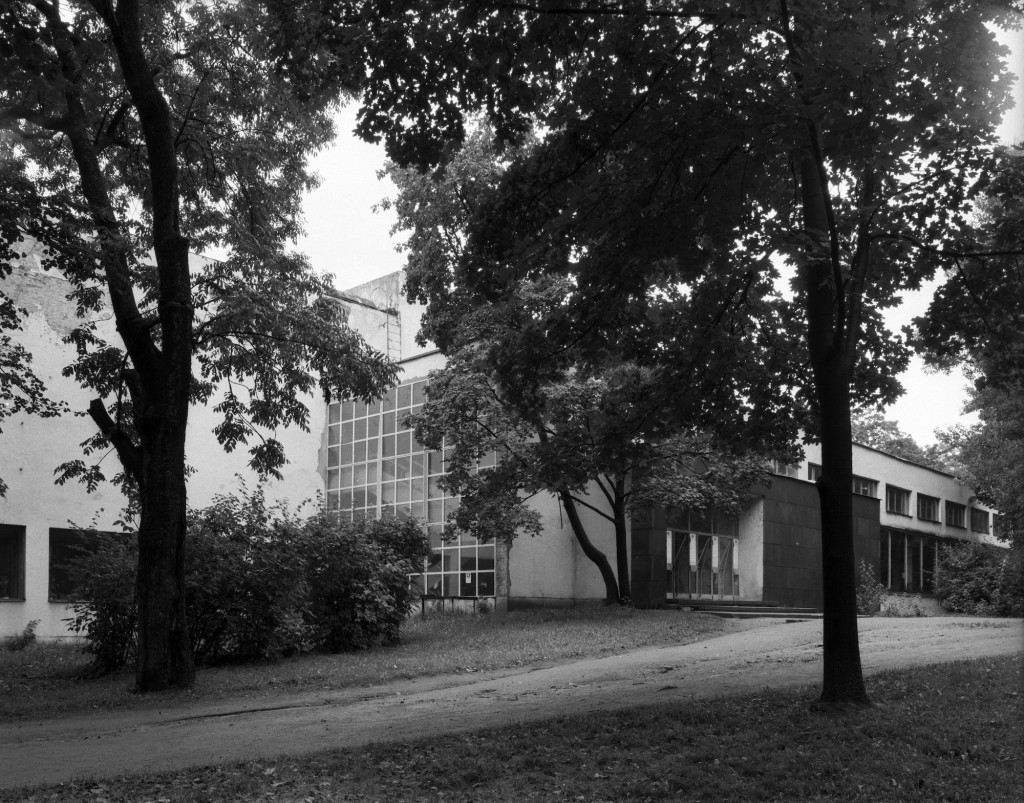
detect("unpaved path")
[1,617,1020,791]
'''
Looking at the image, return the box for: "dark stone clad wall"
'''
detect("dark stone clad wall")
[762,478,880,609]
[631,479,880,610]
[630,506,668,608]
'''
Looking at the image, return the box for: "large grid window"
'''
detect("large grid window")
[665,511,740,600]
[325,379,496,598]
[0,524,26,600]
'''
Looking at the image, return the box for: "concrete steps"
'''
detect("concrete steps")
[663,599,822,621]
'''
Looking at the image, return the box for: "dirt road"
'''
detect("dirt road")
[1,617,1020,791]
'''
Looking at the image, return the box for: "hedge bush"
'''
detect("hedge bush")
[65,490,431,672]
[935,541,1024,617]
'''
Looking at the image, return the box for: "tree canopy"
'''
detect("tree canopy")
[0,0,394,689]
[913,148,1024,547]
[352,0,1019,704]
[388,128,795,602]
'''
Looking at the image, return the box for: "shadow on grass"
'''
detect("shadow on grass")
[9,656,1020,803]
[0,607,738,721]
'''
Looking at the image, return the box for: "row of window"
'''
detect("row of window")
[882,485,990,532]
[796,462,993,533]
[0,525,100,602]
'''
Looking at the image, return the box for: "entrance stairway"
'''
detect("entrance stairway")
[662,598,822,621]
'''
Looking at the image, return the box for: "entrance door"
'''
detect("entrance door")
[666,530,739,600]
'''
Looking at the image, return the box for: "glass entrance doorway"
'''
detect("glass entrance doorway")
[665,511,740,600]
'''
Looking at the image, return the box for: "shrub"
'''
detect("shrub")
[2,619,39,652]
[65,490,433,672]
[880,594,923,617]
[936,541,1024,617]
[186,491,310,663]
[855,560,885,615]
[300,515,432,652]
[65,531,138,674]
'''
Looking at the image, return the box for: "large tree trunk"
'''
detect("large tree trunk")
[136,440,194,690]
[813,358,870,705]
[559,490,619,604]
[134,235,195,690]
[800,154,870,706]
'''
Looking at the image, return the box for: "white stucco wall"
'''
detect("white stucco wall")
[738,498,765,601]
[797,442,998,543]
[1,251,339,639]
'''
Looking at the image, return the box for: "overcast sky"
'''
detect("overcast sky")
[296,26,1024,447]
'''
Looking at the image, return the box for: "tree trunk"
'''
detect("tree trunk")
[559,490,619,604]
[133,235,196,691]
[800,154,870,706]
[813,361,870,706]
[613,477,631,604]
[135,446,194,690]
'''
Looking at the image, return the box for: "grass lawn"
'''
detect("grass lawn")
[0,606,738,721]
[6,655,1020,802]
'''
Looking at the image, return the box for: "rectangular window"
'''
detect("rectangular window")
[993,515,1003,540]
[852,476,878,497]
[0,524,26,600]
[880,529,939,594]
[771,459,799,478]
[946,501,966,529]
[886,485,911,515]
[917,494,940,523]
[970,508,989,534]
[48,528,100,601]
[807,463,822,482]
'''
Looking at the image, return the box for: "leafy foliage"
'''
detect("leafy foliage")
[390,128,794,602]
[1,618,38,652]
[1,0,397,688]
[64,531,139,675]
[65,491,432,672]
[936,540,1024,617]
[914,150,1024,548]
[356,0,1018,702]
[854,560,885,616]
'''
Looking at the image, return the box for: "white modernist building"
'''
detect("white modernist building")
[1,260,999,638]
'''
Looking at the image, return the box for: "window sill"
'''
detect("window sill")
[886,511,912,518]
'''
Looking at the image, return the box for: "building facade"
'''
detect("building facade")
[1,244,328,639]
[1,261,998,638]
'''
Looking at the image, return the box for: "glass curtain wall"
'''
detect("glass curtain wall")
[665,511,740,599]
[879,528,939,594]
[325,378,496,598]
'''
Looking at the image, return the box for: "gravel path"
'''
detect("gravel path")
[1,616,1020,791]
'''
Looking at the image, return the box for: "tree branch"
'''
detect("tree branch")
[87,398,142,483]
